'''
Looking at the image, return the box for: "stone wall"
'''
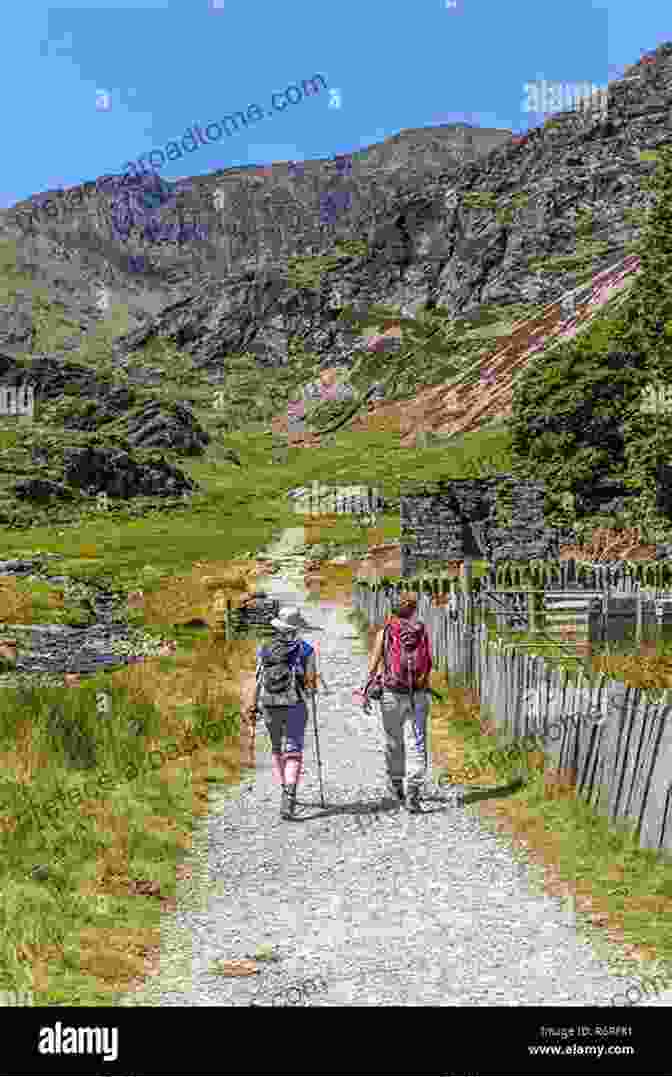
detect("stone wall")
[400,476,562,575]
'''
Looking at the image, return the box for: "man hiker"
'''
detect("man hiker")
[362,594,432,813]
[253,606,321,820]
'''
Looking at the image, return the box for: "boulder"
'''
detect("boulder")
[119,400,210,456]
[62,445,196,499]
[13,478,74,502]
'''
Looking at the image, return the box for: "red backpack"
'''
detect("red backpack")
[381,617,432,696]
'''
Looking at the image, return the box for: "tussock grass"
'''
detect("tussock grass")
[431,675,672,978]
[0,576,64,623]
[0,634,248,1006]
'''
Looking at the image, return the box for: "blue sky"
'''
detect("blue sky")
[2,0,669,209]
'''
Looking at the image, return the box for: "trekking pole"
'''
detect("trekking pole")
[311,689,326,808]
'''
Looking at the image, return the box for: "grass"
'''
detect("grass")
[0,420,515,591]
[0,635,247,1006]
[445,677,672,983]
[0,545,271,1006]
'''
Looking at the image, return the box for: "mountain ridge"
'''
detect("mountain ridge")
[0,44,670,530]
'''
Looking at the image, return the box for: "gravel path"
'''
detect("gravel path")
[114,529,661,1011]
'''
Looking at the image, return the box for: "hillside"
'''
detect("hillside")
[0,45,671,537]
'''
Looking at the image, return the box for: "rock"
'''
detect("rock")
[0,558,53,575]
[62,445,196,499]
[13,478,74,502]
[118,400,210,456]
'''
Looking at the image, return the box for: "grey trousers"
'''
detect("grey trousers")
[378,689,430,790]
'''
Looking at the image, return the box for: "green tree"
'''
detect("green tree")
[508,343,646,520]
[610,144,672,520]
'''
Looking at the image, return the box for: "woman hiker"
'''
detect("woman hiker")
[362,594,433,813]
[253,605,321,820]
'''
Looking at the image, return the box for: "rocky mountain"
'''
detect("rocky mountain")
[0,122,510,351]
[0,45,670,523]
[2,50,667,373]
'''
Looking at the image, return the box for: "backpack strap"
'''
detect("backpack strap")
[381,620,398,689]
[256,641,307,705]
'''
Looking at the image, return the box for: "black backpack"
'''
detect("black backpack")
[257,639,307,707]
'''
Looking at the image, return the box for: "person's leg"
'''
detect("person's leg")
[271,751,285,785]
[406,691,430,808]
[261,707,285,787]
[283,702,308,785]
[379,690,405,795]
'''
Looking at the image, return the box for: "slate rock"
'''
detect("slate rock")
[13,478,74,502]
[62,445,196,499]
[118,400,210,456]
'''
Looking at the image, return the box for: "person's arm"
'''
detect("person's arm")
[249,648,263,712]
[418,628,432,690]
[303,651,318,693]
[368,629,385,679]
[240,669,259,723]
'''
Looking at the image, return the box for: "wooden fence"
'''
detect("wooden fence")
[352,581,672,855]
[486,558,672,593]
[353,571,672,647]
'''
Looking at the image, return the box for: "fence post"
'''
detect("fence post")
[636,591,643,646]
[527,590,537,635]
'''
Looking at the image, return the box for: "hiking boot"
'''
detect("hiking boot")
[406,786,422,813]
[280,783,298,820]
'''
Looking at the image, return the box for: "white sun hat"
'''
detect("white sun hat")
[269,605,322,632]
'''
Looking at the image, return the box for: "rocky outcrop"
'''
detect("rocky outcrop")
[62,445,196,499]
[0,350,209,453]
[13,478,75,503]
[108,400,210,455]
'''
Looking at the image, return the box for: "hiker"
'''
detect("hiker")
[361,594,432,813]
[254,606,321,820]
